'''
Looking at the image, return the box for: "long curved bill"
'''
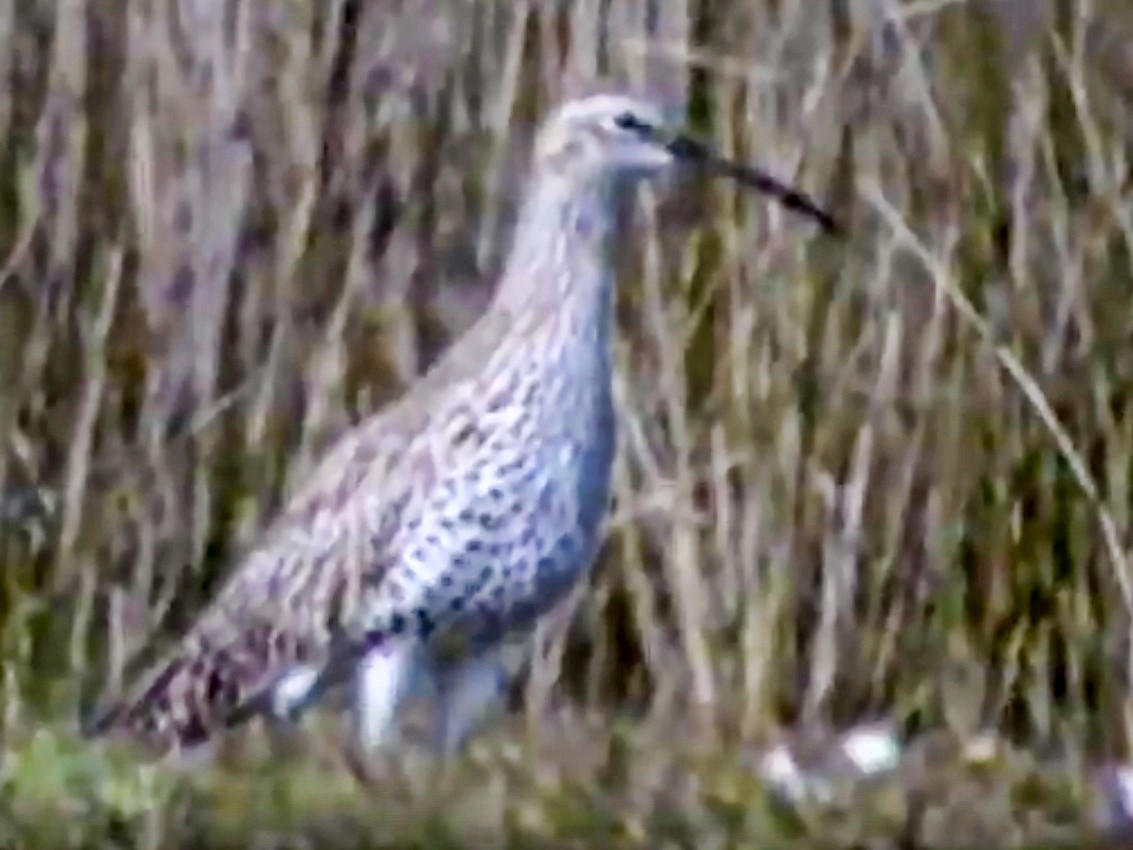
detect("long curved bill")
[664,133,842,235]
[616,109,840,235]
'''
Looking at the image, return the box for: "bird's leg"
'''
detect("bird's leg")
[352,641,420,753]
[338,641,423,785]
[430,643,511,757]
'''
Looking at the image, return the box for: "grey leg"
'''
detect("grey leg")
[352,642,421,752]
[431,644,511,756]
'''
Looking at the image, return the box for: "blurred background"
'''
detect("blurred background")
[3,0,1133,846]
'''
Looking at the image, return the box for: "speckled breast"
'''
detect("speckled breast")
[440,418,615,650]
[378,391,616,654]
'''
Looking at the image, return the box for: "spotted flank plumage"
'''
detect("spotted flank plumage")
[83,90,837,761]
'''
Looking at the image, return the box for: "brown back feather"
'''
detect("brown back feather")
[83,311,527,754]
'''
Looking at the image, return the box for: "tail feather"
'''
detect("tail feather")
[83,622,317,755]
[79,701,121,739]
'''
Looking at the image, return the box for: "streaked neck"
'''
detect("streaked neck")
[493,171,624,320]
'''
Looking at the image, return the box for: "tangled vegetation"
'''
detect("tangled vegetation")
[3,0,1133,846]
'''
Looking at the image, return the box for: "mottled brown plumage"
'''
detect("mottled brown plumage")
[83,91,838,762]
[84,310,539,753]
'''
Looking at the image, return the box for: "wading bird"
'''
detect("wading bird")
[83,90,839,768]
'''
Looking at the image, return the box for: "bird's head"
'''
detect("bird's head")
[532,90,839,233]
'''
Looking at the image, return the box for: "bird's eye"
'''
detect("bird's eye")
[613,111,648,134]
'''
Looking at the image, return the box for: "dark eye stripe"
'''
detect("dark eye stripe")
[614,111,651,135]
